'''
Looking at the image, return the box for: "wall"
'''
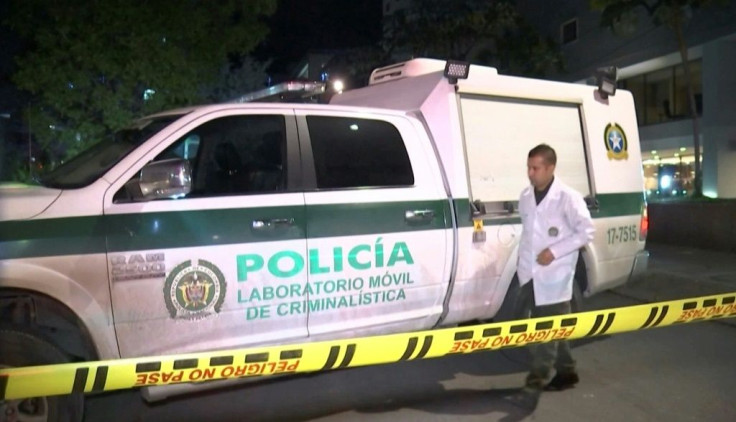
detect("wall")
[648,200,736,253]
[515,1,736,199]
[516,0,736,83]
[702,39,736,198]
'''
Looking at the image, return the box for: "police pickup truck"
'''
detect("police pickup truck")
[0,59,648,420]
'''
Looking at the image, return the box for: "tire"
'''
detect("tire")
[0,326,84,422]
[494,275,529,323]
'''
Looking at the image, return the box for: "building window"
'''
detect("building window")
[642,147,699,199]
[561,19,578,44]
[619,59,703,126]
[674,60,702,117]
[646,67,672,124]
[626,74,646,125]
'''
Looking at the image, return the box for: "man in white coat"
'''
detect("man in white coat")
[510,144,595,409]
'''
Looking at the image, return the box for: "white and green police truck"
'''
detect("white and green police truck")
[0,58,648,417]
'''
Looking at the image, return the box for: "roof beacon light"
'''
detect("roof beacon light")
[444,60,470,85]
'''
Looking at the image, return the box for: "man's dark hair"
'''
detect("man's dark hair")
[528,144,557,166]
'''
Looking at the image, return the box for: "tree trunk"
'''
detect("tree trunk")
[673,18,703,197]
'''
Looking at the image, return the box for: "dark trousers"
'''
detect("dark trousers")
[521,281,576,389]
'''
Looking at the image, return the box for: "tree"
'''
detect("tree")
[6,0,276,171]
[382,0,563,78]
[320,46,387,90]
[592,0,726,198]
[208,56,272,103]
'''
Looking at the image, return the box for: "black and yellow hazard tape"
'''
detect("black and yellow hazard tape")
[1,292,735,400]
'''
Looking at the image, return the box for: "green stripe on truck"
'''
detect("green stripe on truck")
[454,192,644,226]
[0,200,451,260]
[0,194,641,260]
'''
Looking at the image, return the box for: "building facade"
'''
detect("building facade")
[516,0,736,199]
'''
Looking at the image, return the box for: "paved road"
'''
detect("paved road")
[85,244,736,421]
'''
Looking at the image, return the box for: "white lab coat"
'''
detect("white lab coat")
[517,178,595,306]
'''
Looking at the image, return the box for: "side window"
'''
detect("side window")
[190,115,286,196]
[114,115,287,202]
[157,134,200,161]
[307,116,413,189]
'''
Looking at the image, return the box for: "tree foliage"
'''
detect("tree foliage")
[209,57,272,103]
[382,0,563,78]
[320,46,387,90]
[593,0,718,35]
[7,0,276,164]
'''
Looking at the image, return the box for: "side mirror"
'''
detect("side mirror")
[138,158,192,201]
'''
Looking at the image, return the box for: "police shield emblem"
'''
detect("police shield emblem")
[164,259,226,320]
[604,123,628,160]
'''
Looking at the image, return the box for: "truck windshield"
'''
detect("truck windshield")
[38,114,185,189]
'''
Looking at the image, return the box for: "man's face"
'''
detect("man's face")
[527,155,555,190]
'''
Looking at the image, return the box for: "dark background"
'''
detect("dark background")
[254,0,383,79]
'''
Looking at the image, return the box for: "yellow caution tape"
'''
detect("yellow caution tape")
[1,292,735,400]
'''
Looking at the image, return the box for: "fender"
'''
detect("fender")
[0,259,119,359]
[488,243,521,318]
[579,244,601,296]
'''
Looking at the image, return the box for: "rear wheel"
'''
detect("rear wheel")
[0,326,84,422]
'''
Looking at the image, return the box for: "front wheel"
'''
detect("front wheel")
[0,326,84,422]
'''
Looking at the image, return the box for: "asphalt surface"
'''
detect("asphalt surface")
[615,242,736,327]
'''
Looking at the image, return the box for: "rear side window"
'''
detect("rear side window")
[307,116,414,189]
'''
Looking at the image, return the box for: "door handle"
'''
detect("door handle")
[252,218,295,230]
[405,209,435,223]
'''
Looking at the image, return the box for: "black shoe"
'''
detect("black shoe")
[505,387,541,410]
[544,372,579,391]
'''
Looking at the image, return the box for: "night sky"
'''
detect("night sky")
[0,0,25,113]
[255,0,383,76]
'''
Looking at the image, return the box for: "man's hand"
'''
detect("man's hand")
[536,248,555,266]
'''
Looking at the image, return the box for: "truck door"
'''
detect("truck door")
[458,95,592,302]
[103,111,308,358]
[297,111,453,337]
